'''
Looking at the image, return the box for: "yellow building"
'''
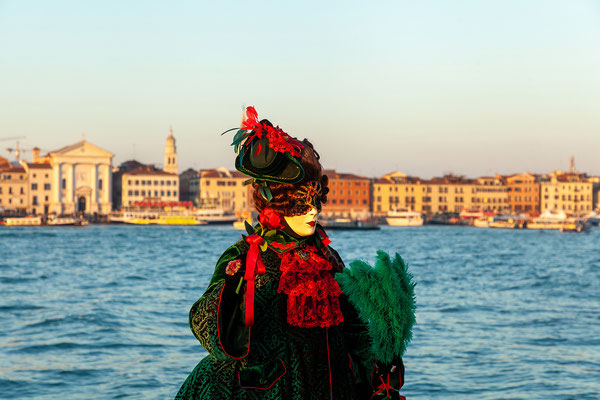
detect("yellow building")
[372,172,425,216]
[22,162,53,215]
[199,168,252,213]
[424,175,474,214]
[0,165,28,212]
[471,176,510,213]
[540,172,593,216]
[121,166,179,206]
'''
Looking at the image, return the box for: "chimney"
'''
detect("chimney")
[32,147,40,163]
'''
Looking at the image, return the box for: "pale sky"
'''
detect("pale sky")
[1,0,599,178]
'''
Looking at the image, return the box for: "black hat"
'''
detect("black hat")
[226,107,306,185]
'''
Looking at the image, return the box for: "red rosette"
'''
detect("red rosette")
[258,207,285,230]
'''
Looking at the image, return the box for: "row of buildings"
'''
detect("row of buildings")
[2,132,599,218]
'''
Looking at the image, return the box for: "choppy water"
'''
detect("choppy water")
[1,225,599,399]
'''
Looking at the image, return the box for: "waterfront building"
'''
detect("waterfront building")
[164,128,178,175]
[424,174,475,214]
[540,171,593,216]
[120,165,179,207]
[0,165,28,213]
[179,168,199,203]
[321,170,370,219]
[505,173,540,214]
[471,176,510,213]
[372,172,425,216]
[21,162,53,215]
[45,140,113,215]
[198,168,251,213]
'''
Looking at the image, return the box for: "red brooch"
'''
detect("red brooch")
[225,259,242,276]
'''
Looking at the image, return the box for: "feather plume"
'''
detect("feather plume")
[335,251,416,363]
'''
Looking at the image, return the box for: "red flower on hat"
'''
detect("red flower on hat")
[240,107,303,158]
[258,207,285,230]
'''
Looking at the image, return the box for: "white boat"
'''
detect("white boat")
[584,211,600,227]
[385,209,423,226]
[489,215,521,229]
[2,216,42,226]
[527,210,573,230]
[473,216,492,228]
[47,215,88,226]
[193,206,237,224]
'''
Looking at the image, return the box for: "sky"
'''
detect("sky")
[1,0,599,179]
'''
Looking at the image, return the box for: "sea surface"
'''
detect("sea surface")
[1,225,599,400]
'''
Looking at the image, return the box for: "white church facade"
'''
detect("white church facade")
[48,140,113,215]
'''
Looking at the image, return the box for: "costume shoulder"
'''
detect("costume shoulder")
[205,238,250,290]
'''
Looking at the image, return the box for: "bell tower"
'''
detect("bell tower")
[164,127,177,174]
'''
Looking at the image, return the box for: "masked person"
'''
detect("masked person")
[175,107,414,400]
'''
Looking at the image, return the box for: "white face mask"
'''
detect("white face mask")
[283,207,319,237]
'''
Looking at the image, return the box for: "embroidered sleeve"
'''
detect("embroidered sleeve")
[189,241,250,361]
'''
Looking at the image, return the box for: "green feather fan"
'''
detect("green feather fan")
[335,251,416,364]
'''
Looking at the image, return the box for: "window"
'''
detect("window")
[99,179,103,190]
[33,196,38,205]
[161,191,165,196]
[20,187,24,194]
[142,180,146,186]
[128,180,132,185]
[44,183,51,190]
[128,190,132,196]
[62,179,66,189]
[45,196,48,201]
[135,180,139,185]
[174,191,177,197]
[141,190,146,196]
[32,183,38,190]
[167,191,171,196]
[154,180,158,185]
[154,191,158,196]
[134,190,139,196]
[167,180,172,186]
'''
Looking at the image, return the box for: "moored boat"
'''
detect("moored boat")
[1,216,42,226]
[321,218,380,230]
[385,209,423,226]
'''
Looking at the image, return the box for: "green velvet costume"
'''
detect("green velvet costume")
[175,225,409,400]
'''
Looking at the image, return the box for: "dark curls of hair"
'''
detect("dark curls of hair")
[252,121,329,216]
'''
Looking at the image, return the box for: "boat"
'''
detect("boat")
[385,209,423,226]
[526,210,586,230]
[560,220,587,233]
[1,216,42,226]
[321,218,380,230]
[488,215,522,229]
[46,215,88,227]
[428,213,467,226]
[473,216,492,228]
[193,206,237,224]
[125,215,206,225]
[583,211,600,227]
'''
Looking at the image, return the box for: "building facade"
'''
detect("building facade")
[179,168,199,203]
[22,162,53,215]
[46,140,113,215]
[199,168,252,213]
[0,165,28,213]
[540,172,593,216]
[121,166,179,206]
[321,170,370,219]
[505,173,540,214]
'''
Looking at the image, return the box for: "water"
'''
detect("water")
[1,225,599,400]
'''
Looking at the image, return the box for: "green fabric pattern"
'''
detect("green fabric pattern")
[335,251,416,364]
[175,237,375,399]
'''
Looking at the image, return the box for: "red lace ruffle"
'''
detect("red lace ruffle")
[277,246,344,328]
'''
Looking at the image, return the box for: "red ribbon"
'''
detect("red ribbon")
[372,375,397,399]
[244,234,266,328]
